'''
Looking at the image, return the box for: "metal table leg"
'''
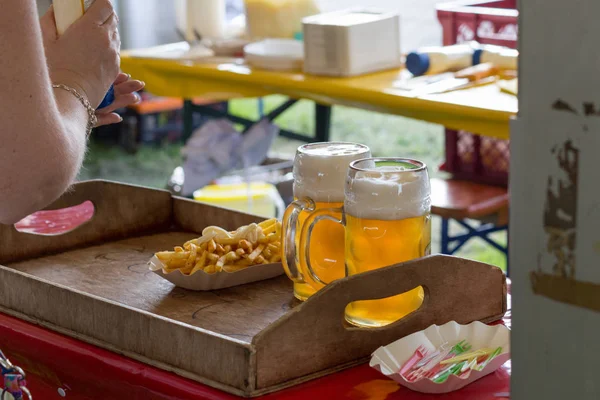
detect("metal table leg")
[183,100,194,143]
[182,98,332,143]
[315,104,332,142]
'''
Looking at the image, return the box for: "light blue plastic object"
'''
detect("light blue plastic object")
[406,52,431,76]
[294,32,304,41]
[472,49,483,66]
[98,85,115,109]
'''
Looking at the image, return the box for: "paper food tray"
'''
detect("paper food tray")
[149,255,284,291]
[370,321,510,394]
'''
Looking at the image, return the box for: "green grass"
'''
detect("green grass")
[79,141,183,188]
[79,95,507,271]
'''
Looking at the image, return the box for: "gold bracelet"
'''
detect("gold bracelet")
[52,84,98,139]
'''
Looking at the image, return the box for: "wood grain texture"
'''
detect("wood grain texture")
[0,265,253,390]
[430,178,509,224]
[0,181,507,397]
[7,233,296,342]
[0,306,255,398]
[0,180,172,264]
[254,254,506,389]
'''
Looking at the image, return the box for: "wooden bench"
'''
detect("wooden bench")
[430,178,509,271]
[120,97,225,153]
[127,97,217,115]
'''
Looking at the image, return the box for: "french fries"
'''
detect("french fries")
[155,219,282,276]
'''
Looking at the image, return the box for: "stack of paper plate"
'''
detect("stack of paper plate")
[244,39,304,71]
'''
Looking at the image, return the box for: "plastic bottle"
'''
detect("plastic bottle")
[473,45,518,70]
[53,0,114,108]
[405,42,480,76]
[188,0,226,40]
[244,0,320,40]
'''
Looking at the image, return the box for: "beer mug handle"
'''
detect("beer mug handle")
[299,207,344,286]
[281,198,315,283]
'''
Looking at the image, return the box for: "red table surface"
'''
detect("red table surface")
[2,202,511,399]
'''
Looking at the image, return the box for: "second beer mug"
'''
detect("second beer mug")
[300,158,432,327]
[282,142,371,301]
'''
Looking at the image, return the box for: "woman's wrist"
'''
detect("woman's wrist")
[52,83,98,138]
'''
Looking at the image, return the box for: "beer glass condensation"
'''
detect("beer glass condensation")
[300,158,431,327]
[282,142,371,301]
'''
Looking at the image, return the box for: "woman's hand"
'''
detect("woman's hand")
[95,72,145,126]
[40,0,121,107]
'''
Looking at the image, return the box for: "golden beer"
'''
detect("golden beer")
[282,142,371,301]
[298,157,431,323]
[344,214,431,327]
[343,158,431,327]
[293,201,345,300]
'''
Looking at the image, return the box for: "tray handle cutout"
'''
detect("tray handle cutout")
[328,255,507,333]
[342,285,425,329]
[253,255,507,389]
[260,255,507,340]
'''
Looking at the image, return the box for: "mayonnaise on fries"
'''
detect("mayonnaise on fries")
[154,219,282,276]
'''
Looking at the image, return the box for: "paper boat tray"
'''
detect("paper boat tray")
[0,181,507,397]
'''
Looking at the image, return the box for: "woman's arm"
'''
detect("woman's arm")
[0,0,119,224]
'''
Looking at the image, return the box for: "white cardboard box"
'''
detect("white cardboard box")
[302,9,401,77]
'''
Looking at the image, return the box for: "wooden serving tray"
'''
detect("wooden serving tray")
[0,181,507,397]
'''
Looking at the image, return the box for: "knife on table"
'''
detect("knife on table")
[404,63,499,97]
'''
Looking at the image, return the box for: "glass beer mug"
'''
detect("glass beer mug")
[300,158,432,327]
[282,142,371,301]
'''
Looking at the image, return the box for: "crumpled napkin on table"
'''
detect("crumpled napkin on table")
[181,118,279,196]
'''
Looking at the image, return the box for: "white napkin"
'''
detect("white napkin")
[181,118,279,196]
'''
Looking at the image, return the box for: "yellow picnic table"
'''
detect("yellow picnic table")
[120,45,517,141]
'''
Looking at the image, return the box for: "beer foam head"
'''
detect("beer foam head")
[345,160,431,221]
[293,142,371,202]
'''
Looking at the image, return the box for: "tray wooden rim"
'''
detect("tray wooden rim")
[0,180,507,397]
[0,264,254,347]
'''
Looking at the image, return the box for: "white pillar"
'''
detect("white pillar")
[511,0,600,398]
[117,0,179,50]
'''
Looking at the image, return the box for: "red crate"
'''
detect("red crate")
[436,0,517,187]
